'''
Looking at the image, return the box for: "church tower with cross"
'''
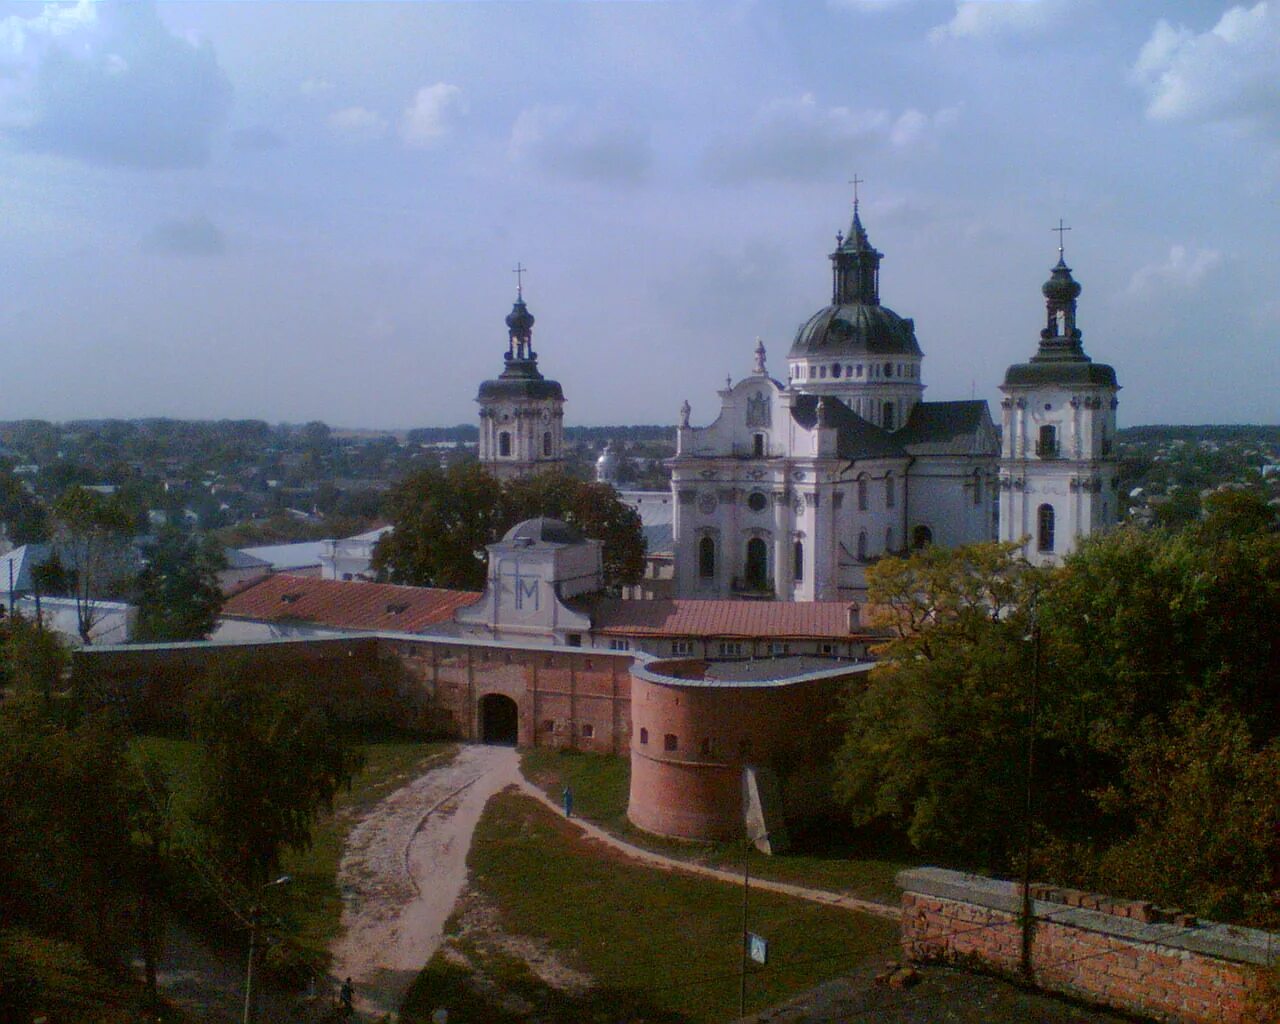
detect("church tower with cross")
[998,227,1120,566]
[476,267,566,480]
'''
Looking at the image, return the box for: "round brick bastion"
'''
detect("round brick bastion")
[626,655,873,843]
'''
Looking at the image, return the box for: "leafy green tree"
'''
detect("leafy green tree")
[134,531,225,642]
[374,462,505,590]
[187,659,364,888]
[51,486,135,643]
[375,465,645,591]
[0,610,68,707]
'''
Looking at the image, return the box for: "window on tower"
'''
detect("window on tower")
[857,530,868,561]
[542,431,552,457]
[1037,425,1058,458]
[793,541,804,582]
[885,472,896,509]
[1038,504,1056,552]
[499,431,512,457]
[857,475,868,511]
[698,536,716,579]
[883,402,895,430]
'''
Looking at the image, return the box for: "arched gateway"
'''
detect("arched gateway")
[479,693,519,746]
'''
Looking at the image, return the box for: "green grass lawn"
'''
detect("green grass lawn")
[520,747,914,906]
[130,732,455,975]
[402,790,899,1024]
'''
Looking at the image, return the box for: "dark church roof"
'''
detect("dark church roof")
[502,517,584,545]
[1004,256,1117,389]
[476,369,565,402]
[897,401,999,456]
[790,303,922,359]
[789,394,906,460]
[1003,359,1117,388]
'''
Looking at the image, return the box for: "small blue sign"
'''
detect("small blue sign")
[748,933,768,965]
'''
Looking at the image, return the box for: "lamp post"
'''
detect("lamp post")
[1020,616,1042,981]
[243,875,291,1024]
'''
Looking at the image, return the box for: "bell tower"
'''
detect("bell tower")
[999,227,1120,566]
[476,267,566,480]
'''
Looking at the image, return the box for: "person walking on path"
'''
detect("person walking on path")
[562,785,573,818]
[339,976,354,1018]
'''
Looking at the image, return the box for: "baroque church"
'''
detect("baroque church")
[476,200,1120,601]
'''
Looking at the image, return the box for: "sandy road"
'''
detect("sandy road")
[329,743,521,1018]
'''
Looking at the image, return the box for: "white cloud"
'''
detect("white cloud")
[0,0,231,168]
[706,94,955,183]
[930,0,1072,43]
[299,77,333,98]
[328,106,388,141]
[1127,245,1224,295]
[509,104,651,185]
[399,83,467,148]
[1131,3,1280,139]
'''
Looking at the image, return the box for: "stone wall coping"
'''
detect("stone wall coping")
[75,631,645,662]
[633,657,873,690]
[897,867,1278,967]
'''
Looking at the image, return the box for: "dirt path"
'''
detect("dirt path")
[329,743,521,1018]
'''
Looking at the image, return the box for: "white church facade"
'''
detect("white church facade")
[669,206,1002,601]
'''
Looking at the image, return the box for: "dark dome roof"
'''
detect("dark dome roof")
[1042,259,1082,303]
[505,298,535,333]
[503,517,584,545]
[1003,360,1117,388]
[477,376,565,401]
[789,303,922,359]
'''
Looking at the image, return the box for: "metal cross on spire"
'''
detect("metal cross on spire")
[512,262,527,299]
[1052,219,1071,257]
[848,174,864,212]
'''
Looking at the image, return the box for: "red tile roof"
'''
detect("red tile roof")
[221,574,480,633]
[587,598,873,639]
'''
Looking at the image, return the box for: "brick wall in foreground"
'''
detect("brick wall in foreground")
[898,868,1277,1024]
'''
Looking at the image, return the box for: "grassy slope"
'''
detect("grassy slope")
[131,734,454,972]
[403,790,898,1024]
[521,746,913,905]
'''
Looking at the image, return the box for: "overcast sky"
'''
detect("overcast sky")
[1,0,1276,429]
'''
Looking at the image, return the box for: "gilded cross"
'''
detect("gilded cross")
[512,262,527,298]
[848,174,864,210]
[1052,219,1071,256]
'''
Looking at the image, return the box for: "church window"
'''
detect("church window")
[745,538,768,590]
[857,530,867,561]
[542,431,553,456]
[698,536,716,578]
[885,473,896,508]
[793,540,804,582]
[1037,424,1058,458]
[832,363,841,378]
[883,402,895,430]
[857,475,868,511]
[912,525,933,550]
[499,431,512,457]
[845,365,853,377]
[819,366,827,378]
[1038,504,1056,552]
[855,364,863,377]
[973,471,984,506]
[747,491,767,512]
[639,727,648,745]
[884,362,893,377]
[752,434,765,458]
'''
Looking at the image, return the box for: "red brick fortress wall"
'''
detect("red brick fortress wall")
[626,659,866,841]
[898,867,1277,1024]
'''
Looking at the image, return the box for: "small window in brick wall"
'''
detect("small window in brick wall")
[566,634,582,647]
[664,733,678,752]
[639,727,649,745]
[581,724,594,739]
[542,719,554,733]
[700,737,713,757]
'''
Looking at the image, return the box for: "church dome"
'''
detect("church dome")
[595,443,620,484]
[1042,259,1082,303]
[789,303,922,359]
[505,298,535,333]
[503,517,584,546]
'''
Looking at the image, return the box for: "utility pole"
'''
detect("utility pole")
[1020,620,1041,981]
[243,875,290,1024]
[740,837,751,1019]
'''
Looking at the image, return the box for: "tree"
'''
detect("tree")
[0,610,68,708]
[187,659,364,888]
[374,462,506,590]
[134,531,225,642]
[374,465,646,592]
[51,486,134,644]
[834,543,1057,870]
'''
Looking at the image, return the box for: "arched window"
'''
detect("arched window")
[885,473,896,509]
[883,402,895,430]
[698,536,716,578]
[912,525,933,550]
[499,431,512,457]
[752,433,765,458]
[793,540,804,582]
[542,431,553,456]
[831,363,841,378]
[1038,504,1055,552]
[973,470,984,506]
[1038,424,1057,458]
[745,537,768,590]
[857,475,868,511]
[857,530,867,561]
